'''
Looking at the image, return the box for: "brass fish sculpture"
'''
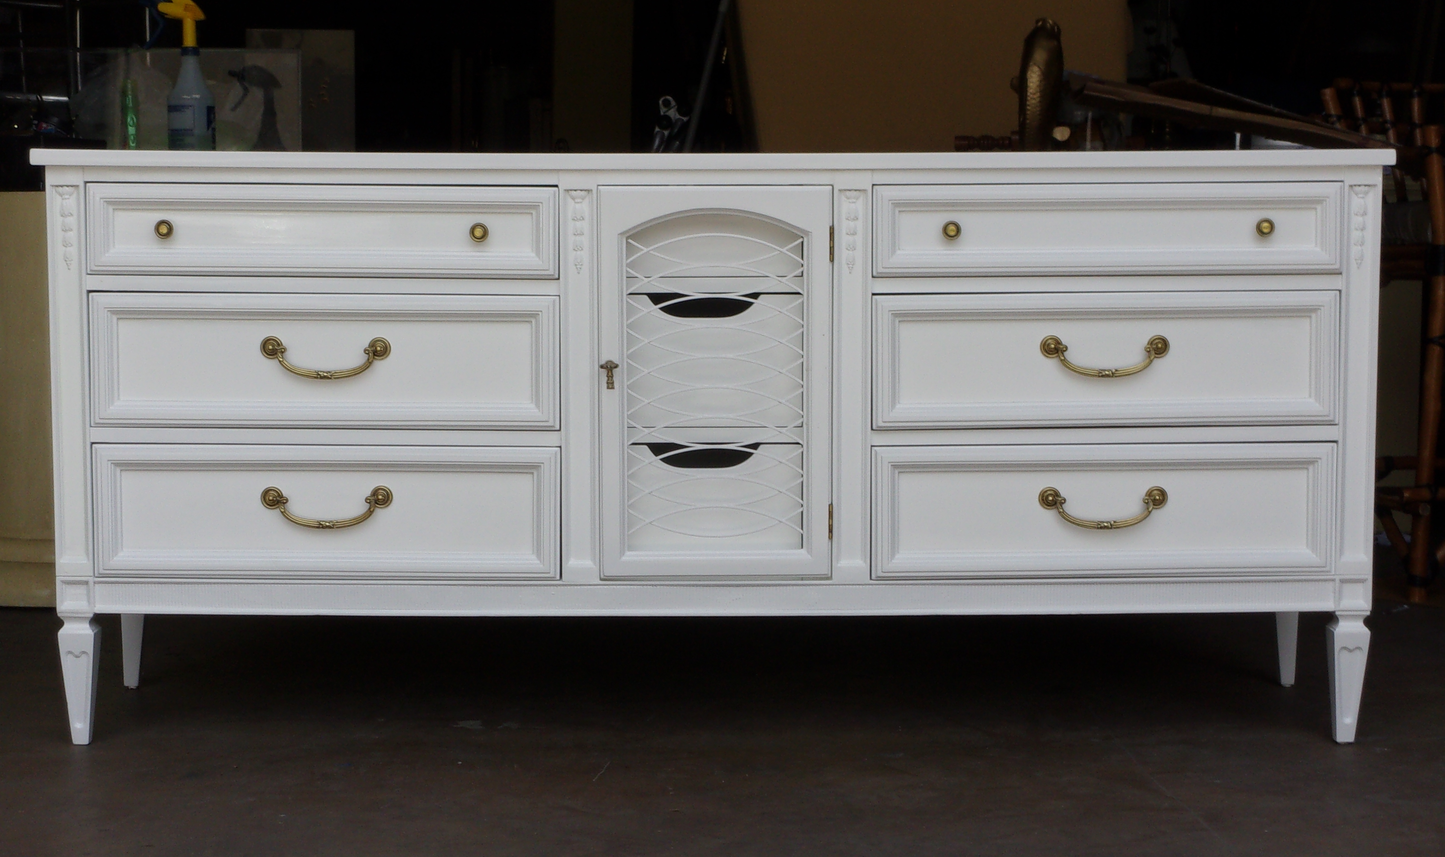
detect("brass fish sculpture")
[1018,18,1064,151]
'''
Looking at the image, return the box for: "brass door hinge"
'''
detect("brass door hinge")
[828,503,833,539]
[829,226,834,262]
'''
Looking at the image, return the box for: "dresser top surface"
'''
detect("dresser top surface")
[31,149,1394,174]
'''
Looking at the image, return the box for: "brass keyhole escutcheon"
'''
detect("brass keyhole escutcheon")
[470,222,489,242]
[154,219,174,239]
[1256,218,1275,237]
[942,220,962,240]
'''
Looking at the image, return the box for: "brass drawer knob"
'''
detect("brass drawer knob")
[1039,485,1168,530]
[1256,218,1275,237]
[470,222,490,242]
[942,220,962,240]
[154,219,174,239]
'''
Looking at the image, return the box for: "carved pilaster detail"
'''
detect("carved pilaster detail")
[1350,184,1369,269]
[842,190,863,274]
[567,189,590,275]
[55,185,77,270]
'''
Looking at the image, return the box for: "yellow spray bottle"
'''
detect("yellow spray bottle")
[158,1,214,150]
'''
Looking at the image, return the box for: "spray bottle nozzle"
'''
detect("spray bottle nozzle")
[156,1,205,48]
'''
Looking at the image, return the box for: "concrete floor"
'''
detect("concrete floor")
[4,566,1444,855]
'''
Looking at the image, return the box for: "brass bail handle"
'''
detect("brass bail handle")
[1039,486,1168,530]
[261,485,393,530]
[1040,334,1169,378]
[261,336,391,380]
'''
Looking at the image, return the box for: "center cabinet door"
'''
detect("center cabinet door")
[598,186,833,579]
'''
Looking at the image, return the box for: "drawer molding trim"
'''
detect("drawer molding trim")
[873,291,1340,429]
[872,444,1336,578]
[95,445,560,579]
[90,293,560,429]
[86,184,559,278]
[873,182,1342,275]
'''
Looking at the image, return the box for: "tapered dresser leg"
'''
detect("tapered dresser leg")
[1326,611,1370,743]
[1275,611,1299,687]
[121,614,144,689]
[58,616,101,744]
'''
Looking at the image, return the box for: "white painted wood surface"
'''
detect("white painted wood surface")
[872,182,1341,276]
[597,186,832,580]
[873,290,1339,428]
[1327,611,1371,743]
[37,150,1389,744]
[87,183,558,278]
[872,444,1335,578]
[89,292,559,428]
[1276,611,1299,688]
[94,445,559,579]
[120,613,143,688]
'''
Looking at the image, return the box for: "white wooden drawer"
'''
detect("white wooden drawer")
[873,291,1338,429]
[627,442,803,552]
[873,182,1343,276]
[89,293,558,429]
[873,444,1335,579]
[626,293,803,429]
[86,183,558,278]
[94,445,559,579]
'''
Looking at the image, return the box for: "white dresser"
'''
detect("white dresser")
[33,149,1391,744]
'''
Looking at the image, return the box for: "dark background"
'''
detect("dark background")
[2,0,1443,150]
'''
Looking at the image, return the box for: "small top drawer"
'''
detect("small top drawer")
[873,182,1343,276]
[86,183,558,278]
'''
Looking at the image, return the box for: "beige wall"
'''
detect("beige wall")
[0,192,54,607]
[737,0,1131,151]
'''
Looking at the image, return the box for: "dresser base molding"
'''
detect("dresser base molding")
[87,578,1347,616]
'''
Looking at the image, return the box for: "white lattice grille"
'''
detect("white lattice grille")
[622,213,807,551]
[627,443,804,549]
[626,293,804,429]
